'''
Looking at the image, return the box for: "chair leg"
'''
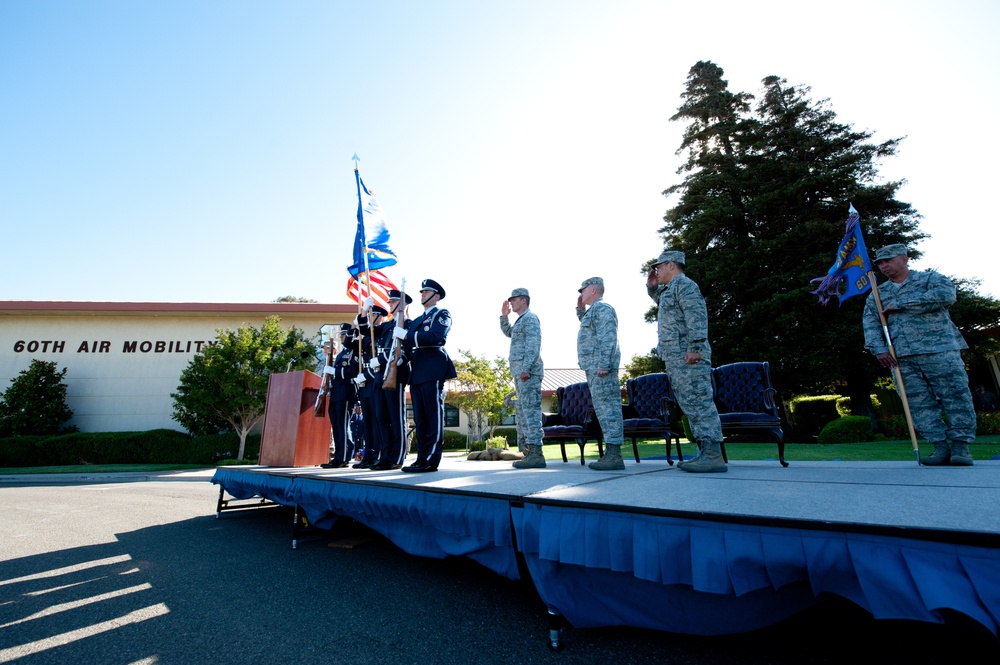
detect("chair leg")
[560,443,568,464]
[775,431,788,467]
[577,441,586,465]
[631,438,640,463]
[720,441,728,463]
[672,435,682,465]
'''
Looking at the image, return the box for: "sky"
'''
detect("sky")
[2,0,998,369]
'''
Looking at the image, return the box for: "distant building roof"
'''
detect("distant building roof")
[541,368,587,393]
[0,300,357,318]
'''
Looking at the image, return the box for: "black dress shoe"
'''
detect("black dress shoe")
[369,461,395,471]
[402,461,437,473]
[352,461,372,469]
[320,461,348,469]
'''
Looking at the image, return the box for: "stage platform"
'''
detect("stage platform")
[212,455,1000,640]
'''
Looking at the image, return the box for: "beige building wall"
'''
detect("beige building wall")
[0,302,356,433]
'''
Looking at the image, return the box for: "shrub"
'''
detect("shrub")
[492,427,517,447]
[817,416,874,444]
[0,360,76,436]
[835,397,851,417]
[789,395,841,438]
[977,411,1000,436]
[877,415,910,440]
[442,430,468,451]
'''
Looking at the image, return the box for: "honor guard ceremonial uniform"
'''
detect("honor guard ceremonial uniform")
[321,324,359,468]
[353,308,386,469]
[399,279,456,472]
[369,289,412,470]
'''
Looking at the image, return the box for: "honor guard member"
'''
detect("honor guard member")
[863,244,977,466]
[348,402,365,461]
[321,323,360,468]
[576,277,626,470]
[371,289,412,470]
[500,287,546,469]
[353,303,388,468]
[397,278,457,472]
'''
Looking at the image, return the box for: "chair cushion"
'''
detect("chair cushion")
[542,425,587,440]
[622,417,669,433]
[719,412,781,428]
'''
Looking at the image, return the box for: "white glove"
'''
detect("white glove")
[363,296,374,311]
[368,358,381,371]
[323,366,336,376]
[393,327,407,340]
[353,375,366,387]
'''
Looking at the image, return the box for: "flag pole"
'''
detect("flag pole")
[355,165,377,353]
[868,271,921,464]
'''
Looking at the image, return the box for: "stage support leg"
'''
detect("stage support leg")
[547,609,565,651]
[291,504,309,550]
[216,486,226,518]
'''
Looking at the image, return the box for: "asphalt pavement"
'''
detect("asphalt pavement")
[1,474,997,664]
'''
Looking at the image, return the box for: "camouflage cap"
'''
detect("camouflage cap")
[508,287,530,300]
[578,276,604,293]
[874,244,908,261]
[652,249,686,267]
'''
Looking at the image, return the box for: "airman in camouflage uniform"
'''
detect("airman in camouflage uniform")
[576,277,625,470]
[863,244,976,466]
[501,287,546,469]
[647,250,726,473]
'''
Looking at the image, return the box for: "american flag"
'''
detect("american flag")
[346,269,398,312]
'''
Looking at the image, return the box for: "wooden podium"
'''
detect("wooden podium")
[258,370,331,466]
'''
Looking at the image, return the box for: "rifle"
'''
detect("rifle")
[382,278,407,390]
[313,329,334,417]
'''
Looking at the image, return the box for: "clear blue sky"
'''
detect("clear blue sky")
[2,0,997,368]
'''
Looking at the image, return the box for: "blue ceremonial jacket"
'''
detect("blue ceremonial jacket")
[404,306,457,386]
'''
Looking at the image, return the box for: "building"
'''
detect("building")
[0,301,356,432]
[1,301,602,439]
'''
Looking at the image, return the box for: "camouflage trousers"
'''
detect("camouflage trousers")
[514,372,544,446]
[585,368,624,445]
[897,350,976,444]
[665,355,723,445]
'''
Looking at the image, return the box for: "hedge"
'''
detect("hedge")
[0,430,262,467]
[788,395,841,437]
[817,416,874,444]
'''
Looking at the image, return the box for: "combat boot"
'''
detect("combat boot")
[677,446,703,469]
[919,442,951,466]
[513,444,547,469]
[950,442,974,466]
[589,444,625,471]
[679,442,727,473]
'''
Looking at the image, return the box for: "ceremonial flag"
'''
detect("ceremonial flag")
[348,168,397,277]
[811,205,873,306]
[346,269,398,313]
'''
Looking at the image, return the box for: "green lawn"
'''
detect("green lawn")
[546,435,1000,463]
[3,437,999,474]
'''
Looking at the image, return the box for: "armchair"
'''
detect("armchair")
[711,361,787,467]
[622,373,684,464]
[541,382,604,464]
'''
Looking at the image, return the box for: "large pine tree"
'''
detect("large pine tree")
[658,62,925,413]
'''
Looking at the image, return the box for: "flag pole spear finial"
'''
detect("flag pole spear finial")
[352,153,360,171]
